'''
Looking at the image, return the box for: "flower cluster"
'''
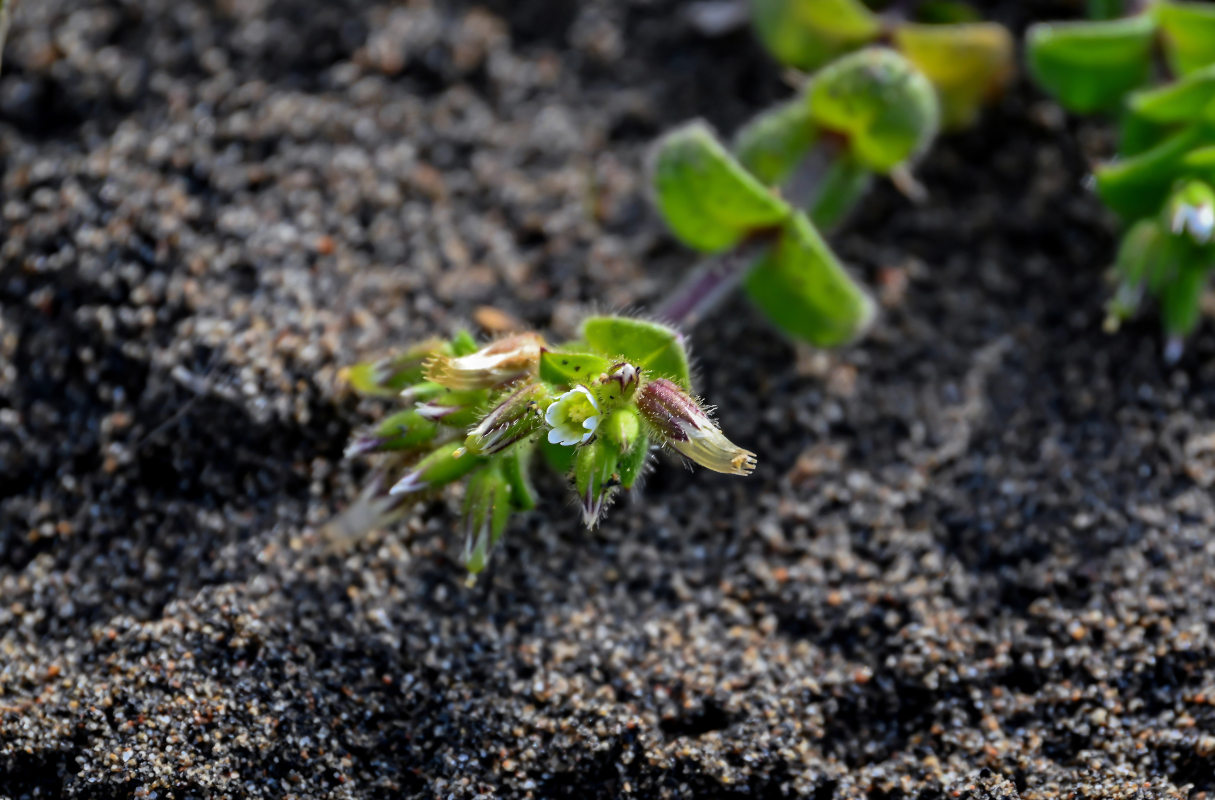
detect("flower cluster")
[342,316,756,576]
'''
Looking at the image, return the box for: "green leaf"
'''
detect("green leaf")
[894,22,1014,130]
[750,0,881,72]
[743,211,876,347]
[1156,1,1215,77]
[734,98,819,187]
[1096,124,1207,220]
[538,349,614,387]
[651,121,791,253]
[450,329,479,356]
[806,48,940,173]
[581,316,692,389]
[1128,64,1215,124]
[1025,15,1156,113]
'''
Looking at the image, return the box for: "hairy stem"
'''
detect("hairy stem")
[653,235,776,328]
[656,134,863,328]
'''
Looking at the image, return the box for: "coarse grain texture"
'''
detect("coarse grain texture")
[2,1,1214,798]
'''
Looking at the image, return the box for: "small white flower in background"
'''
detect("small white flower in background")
[1172,201,1214,244]
[545,385,601,446]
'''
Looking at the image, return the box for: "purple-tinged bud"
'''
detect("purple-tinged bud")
[635,379,757,476]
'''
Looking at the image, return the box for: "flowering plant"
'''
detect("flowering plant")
[1027,0,1215,356]
[342,316,753,576]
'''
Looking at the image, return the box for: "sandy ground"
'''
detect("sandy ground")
[2,1,1215,797]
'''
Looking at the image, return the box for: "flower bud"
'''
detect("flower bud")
[635,379,757,476]
[344,338,445,397]
[424,332,546,390]
[414,387,489,429]
[462,463,512,575]
[389,441,485,496]
[465,383,552,456]
[574,438,620,528]
[345,408,440,458]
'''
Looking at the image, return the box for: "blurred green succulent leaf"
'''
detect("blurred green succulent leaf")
[1160,256,1207,339]
[894,22,1015,130]
[806,48,940,173]
[581,316,692,389]
[1156,1,1215,77]
[734,98,819,187]
[1096,124,1207,220]
[651,120,791,253]
[743,211,875,346]
[1106,218,1165,327]
[1026,15,1156,113]
[750,0,882,72]
[1128,64,1215,124]
[913,1,982,24]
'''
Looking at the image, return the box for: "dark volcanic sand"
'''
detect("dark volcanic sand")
[3,1,1215,797]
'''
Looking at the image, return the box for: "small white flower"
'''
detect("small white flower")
[1172,202,1215,244]
[544,385,600,446]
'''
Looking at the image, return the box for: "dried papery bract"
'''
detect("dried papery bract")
[424,332,546,390]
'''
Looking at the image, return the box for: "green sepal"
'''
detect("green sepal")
[574,438,619,528]
[450,330,479,356]
[1095,124,1207,220]
[650,120,791,253]
[539,349,614,388]
[500,446,537,511]
[1182,145,1215,178]
[1025,15,1156,113]
[581,316,692,389]
[462,463,513,575]
[617,420,646,488]
[743,211,876,347]
[894,22,1014,130]
[1156,1,1215,77]
[750,0,881,72]
[806,48,940,174]
[1127,64,1215,124]
[734,98,819,187]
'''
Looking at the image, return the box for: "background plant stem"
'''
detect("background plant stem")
[655,134,869,329]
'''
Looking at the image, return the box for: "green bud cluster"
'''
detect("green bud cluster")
[343,316,755,578]
[1028,2,1215,355]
